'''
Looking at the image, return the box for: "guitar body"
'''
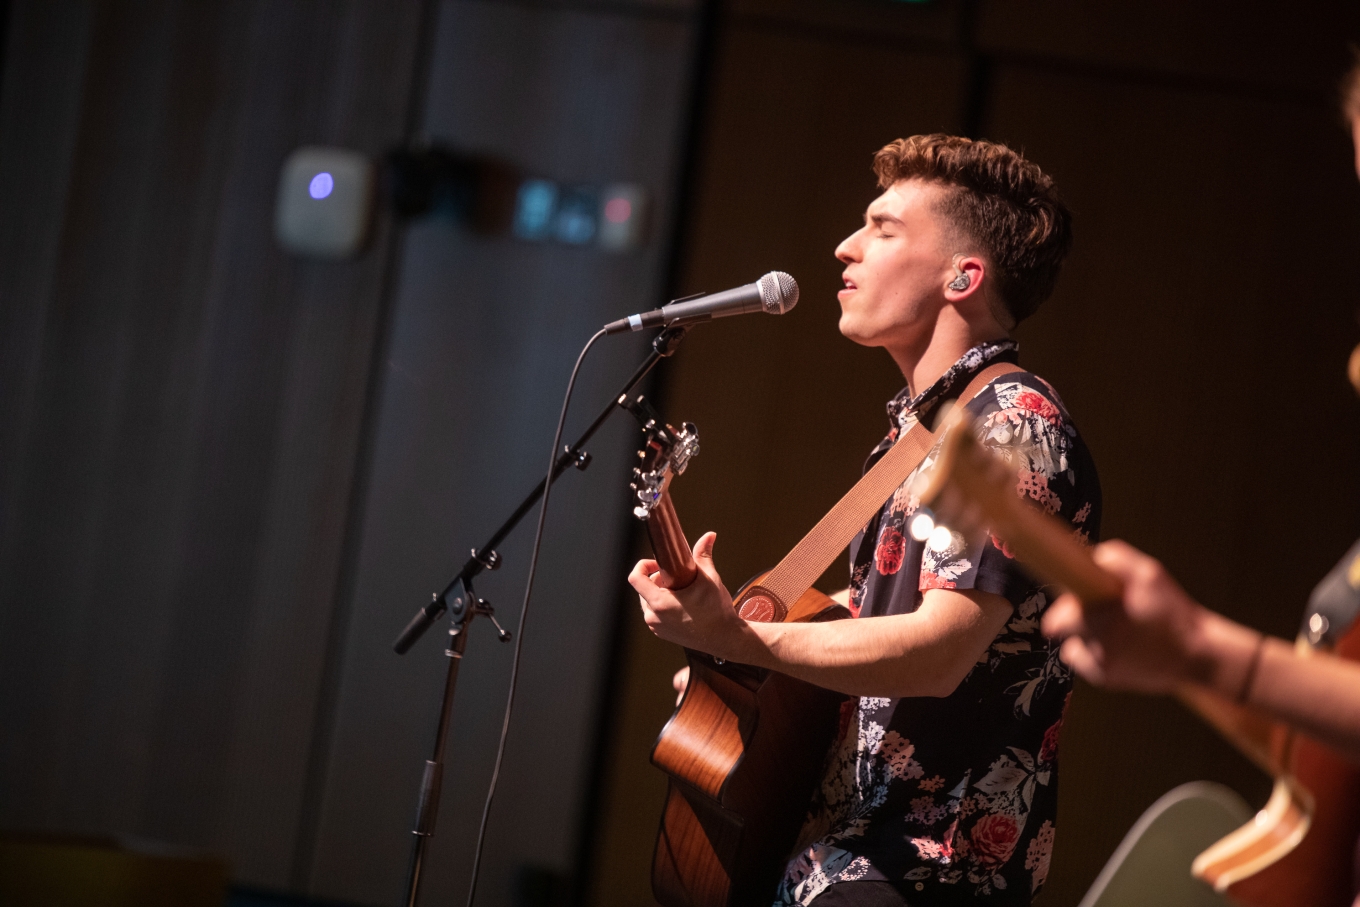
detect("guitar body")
[1212,621,1360,907]
[650,583,849,907]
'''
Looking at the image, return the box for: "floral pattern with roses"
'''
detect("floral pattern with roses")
[970,813,1021,867]
[875,526,906,575]
[776,340,1100,906]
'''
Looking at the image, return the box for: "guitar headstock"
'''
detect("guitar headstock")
[630,418,700,520]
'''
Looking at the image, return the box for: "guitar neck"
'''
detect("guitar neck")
[645,490,699,590]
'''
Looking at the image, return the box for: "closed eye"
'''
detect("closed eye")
[869,213,903,237]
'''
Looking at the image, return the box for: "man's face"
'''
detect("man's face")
[835,179,957,355]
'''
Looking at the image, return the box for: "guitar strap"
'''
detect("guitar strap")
[738,361,1021,618]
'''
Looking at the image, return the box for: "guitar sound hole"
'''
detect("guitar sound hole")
[737,594,785,623]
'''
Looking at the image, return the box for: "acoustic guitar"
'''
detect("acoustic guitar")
[912,409,1359,906]
[628,411,849,907]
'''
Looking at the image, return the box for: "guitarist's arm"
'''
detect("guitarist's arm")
[631,532,1012,699]
[668,585,854,701]
[1043,539,1360,763]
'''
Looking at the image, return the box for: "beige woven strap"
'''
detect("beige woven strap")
[755,361,1021,610]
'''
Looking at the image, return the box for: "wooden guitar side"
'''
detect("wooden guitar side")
[651,604,848,907]
[641,493,848,907]
[1208,624,1360,907]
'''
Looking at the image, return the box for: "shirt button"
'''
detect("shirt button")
[915,883,924,891]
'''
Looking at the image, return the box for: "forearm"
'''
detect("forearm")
[1189,611,1360,762]
[632,540,1008,701]
[726,605,997,699]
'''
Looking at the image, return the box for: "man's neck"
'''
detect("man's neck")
[893,311,1009,399]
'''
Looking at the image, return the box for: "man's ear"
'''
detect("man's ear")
[946,254,1013,331]
[944,254,986,301]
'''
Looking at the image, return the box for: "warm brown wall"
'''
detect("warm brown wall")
[0,2,698,904]
[590,1,1360,903]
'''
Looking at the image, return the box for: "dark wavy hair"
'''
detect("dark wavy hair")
[873,134,1072,327]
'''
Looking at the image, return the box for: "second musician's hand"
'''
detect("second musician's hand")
[1042,540,1215,694]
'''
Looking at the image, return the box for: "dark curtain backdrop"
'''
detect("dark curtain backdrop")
[0,1,698,905]
[301,4,697,905]
[0,0,432,889]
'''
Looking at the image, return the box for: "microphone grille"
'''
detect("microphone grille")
[757,271,799,315]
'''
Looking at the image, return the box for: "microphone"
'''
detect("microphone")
[604,271,798,335]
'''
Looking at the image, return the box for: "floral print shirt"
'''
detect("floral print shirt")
[776,339,1101,906]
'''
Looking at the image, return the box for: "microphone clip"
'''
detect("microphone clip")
[651,323,691,357]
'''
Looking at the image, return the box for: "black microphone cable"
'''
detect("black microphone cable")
[464,326,609,907]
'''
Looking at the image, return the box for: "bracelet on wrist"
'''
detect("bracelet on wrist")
[1235,632,1267,704]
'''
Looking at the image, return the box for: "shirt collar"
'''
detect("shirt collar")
[886,338,1020,431]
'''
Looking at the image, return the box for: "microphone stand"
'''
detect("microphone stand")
[392,323,692,907]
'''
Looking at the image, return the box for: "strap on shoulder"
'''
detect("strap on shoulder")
[744,360,1021,616]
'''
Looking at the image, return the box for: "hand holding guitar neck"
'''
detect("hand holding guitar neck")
[625,409,849,907]
[912,408,1314,899]
[641,488,699,591]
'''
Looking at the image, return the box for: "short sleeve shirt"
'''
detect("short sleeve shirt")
[776,339,1102,906]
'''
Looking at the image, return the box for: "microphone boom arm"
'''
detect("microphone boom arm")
[392,322,693,653]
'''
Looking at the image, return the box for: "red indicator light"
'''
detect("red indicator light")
[604,197,632,224]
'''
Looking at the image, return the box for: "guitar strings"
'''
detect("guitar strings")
[464,326,609,907]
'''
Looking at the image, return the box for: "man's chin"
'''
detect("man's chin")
[837,318,878,347]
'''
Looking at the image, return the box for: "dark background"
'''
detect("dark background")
[3,2,1359,906]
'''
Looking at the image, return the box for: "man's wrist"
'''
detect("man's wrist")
[720,619,776,668]
[1187,609,1265,699]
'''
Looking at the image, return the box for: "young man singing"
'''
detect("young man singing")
[630,134,1099,905]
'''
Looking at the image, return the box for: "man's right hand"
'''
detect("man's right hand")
[672,665,689,707]
[1041,540,1212,693]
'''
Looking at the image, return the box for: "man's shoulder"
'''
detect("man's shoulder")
[965,367,1077,428]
